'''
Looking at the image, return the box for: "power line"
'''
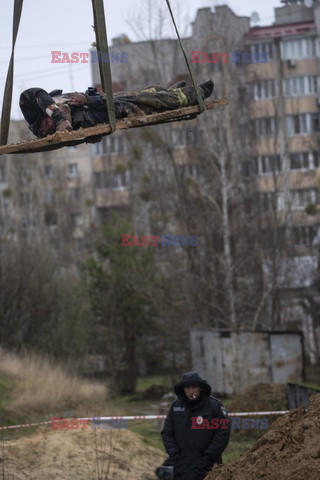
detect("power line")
[0,65,90,83]
[0,41,94,50]
[0,50,94,64]
[0,55,52,64]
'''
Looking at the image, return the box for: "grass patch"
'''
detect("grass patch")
[0,373,15,409]
[136,375,172,393]
[305,364,320,384]
[130,420,166,452]
[223,437,256,463]
[0,372,16,429]
[289,381,320,391]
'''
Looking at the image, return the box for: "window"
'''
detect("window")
[0,165,6,184]
[44,209,57,226]
[290,189,317,209]
[293,225,318,246]
[44,189,55,204]
[250,42,274,60]
[289,152,318,170]
[281,38,316,60]
[254,117,277,137]
[69,188,81,201]
[72,213,83,227]
[181,164,201,180]
[258,192,285,212]
[74,237,84,251]
[311,113,320,133]
[284,76,318,97]
[286,113,320,135]
[251,79,277,100]
[21,217,36,229]
[68,163,78,177]
[286,114,313,136]
[172,128,203,147]
[44,165,54,179]
[94,170,129,190]
[92,135,127,155]
[19,166,32,184]
[20,191,31,205]
[93,143,101,155]
[258,192,275,211]
[254,155,281,175]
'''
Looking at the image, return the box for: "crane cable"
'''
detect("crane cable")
[165,0,205,114]
[0,0,23,146]
[91,0,116,133]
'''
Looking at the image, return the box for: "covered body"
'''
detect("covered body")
[19,81,214,138]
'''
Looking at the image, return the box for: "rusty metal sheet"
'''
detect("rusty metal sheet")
[270,333,303,383]
[190,329,303,395]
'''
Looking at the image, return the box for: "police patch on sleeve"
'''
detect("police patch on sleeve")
[221,406,228,417]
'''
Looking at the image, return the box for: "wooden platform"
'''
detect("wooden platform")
[0,98,228,155]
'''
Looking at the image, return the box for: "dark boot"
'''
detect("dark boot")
[175,79,214,106]
[199,79,214,98]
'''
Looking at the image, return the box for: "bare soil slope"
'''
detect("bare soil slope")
[207,393,320,480]
[3,426,165,480]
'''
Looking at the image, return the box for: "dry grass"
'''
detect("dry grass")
[0,348,106,413]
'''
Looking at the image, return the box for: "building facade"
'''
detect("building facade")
[89,1,320,358]
[0,121,94,260]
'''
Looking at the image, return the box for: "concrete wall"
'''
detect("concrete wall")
[275,4,314,25]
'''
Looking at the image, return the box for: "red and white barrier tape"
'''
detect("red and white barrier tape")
[0,411,289,431]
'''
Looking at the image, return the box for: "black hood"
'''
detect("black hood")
[174,371,211,398]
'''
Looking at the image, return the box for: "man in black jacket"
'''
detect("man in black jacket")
[161,372,230,480]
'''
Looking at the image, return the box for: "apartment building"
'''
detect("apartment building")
[0,121,94,258]
[244,2,320,343]
[246,1,320,252]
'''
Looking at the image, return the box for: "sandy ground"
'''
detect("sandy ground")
[2,427,165,480]
[206,393,320,480]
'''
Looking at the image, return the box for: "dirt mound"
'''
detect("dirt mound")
[226,383,288,413]
[207,393,320,480]
[2,426,165,479]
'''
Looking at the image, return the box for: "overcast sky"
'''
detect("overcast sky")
[1,0,282,119]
